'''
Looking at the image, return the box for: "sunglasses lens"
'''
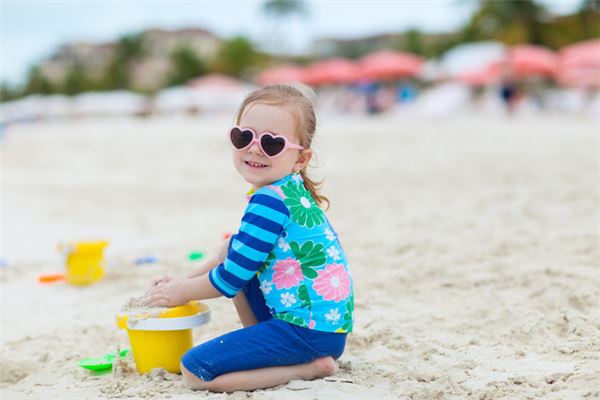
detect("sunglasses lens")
[261,134,286,157]
[230,128,253,149]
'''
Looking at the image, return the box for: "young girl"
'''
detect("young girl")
[144,84,354,392]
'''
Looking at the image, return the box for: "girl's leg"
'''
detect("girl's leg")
[233,275,272,327]
[180,308,346,392]
[232,291,258,327]
[181,356,337,392]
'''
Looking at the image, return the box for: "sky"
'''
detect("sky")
[0,0,581,86]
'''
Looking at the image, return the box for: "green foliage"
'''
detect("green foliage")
[168,46,207,86]
[0,82,23,102]
[262,0,308,18]
[9,1,600,99]
[214,36,260,78]
[61,63,95,95]
[98,33,145,91]
[463,0,546,45]
[99,58,129,90]
[402,28,424,55]
[23,67,54,96]
[115,33,145,60]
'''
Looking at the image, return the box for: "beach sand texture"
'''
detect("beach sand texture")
[1,115,598,399]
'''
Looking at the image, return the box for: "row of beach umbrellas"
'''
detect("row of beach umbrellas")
[258,39,600,88]
[258,50,424,86]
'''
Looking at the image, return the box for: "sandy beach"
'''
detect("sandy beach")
[1,114,598,399]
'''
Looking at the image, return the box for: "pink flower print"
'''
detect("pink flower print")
[312,263,351,302]
[309,319,316,329]
[272,257,303,289]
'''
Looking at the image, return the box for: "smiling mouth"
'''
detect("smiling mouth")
[245,160,268,168]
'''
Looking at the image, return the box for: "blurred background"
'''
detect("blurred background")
[2,3,599,398]
[1,0,599,120]
[0,0,599,261]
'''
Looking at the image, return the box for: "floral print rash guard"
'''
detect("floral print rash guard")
[209,173,354,333]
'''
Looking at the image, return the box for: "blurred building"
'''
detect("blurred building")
[37,28,222,92]
[312,31,460,59]
[142,28,220,60]
[40,42,116,83]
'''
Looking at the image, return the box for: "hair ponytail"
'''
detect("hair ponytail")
[299,169,329,210]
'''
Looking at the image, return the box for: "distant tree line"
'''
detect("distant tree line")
[1,0,598,102]
[0,33,270,101]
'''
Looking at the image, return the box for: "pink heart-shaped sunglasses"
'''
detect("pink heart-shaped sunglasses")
[228,126,304,158]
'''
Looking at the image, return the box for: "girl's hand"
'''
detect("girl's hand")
[144,277,190,307]
[149,274,172,289]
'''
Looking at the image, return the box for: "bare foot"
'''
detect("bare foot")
[309,356,338,379]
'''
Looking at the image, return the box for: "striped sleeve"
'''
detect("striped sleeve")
[209,188,289,298]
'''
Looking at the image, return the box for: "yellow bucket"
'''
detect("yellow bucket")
[59,241,108,285]
[116,301,211,374]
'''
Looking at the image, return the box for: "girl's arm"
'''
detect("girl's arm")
[144,238,232,306]
[186,237,231,278]
[149,238,230,288]
[147,188,288,306]
[185,256,220,279]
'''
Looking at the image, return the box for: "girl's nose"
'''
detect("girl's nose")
[247,140,263,155]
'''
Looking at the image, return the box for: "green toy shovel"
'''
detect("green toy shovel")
[79,348,130,371]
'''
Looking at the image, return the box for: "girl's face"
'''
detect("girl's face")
[233,103,311,190]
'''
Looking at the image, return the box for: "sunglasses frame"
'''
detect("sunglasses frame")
[228,126,305,159]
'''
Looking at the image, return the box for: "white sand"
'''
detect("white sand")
[1,114,598,399]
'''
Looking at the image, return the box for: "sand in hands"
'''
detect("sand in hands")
[119,295,169,326]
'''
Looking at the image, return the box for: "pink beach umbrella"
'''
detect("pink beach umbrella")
[456,63,502,86]
[507,45,558,77]
[257,65,306,85]
[357,50,424,80]
[555,39,600,88]
[302,58,359,86]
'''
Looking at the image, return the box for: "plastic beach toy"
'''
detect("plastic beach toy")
[188,251,204,261]
[58,240,108,285]
[134,256,158,265]
[116,301,210,374]
[79,348,130,371]
[38,273,67,283]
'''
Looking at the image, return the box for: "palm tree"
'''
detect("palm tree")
[262,0,308,17]
[578,0,600,39]
[100,33,145,90]
[168,46,206,86]
[463,0,548,45]
[261,0,310,55]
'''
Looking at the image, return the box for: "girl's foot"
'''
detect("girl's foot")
[308,356,338,379]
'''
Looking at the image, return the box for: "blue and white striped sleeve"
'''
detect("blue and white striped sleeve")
[209,188,289,298]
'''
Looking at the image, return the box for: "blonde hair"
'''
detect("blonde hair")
[236,83,329,210]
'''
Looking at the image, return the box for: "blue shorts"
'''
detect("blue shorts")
[181,276,347,381]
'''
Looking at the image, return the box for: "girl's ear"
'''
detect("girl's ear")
[293,149,313,172]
